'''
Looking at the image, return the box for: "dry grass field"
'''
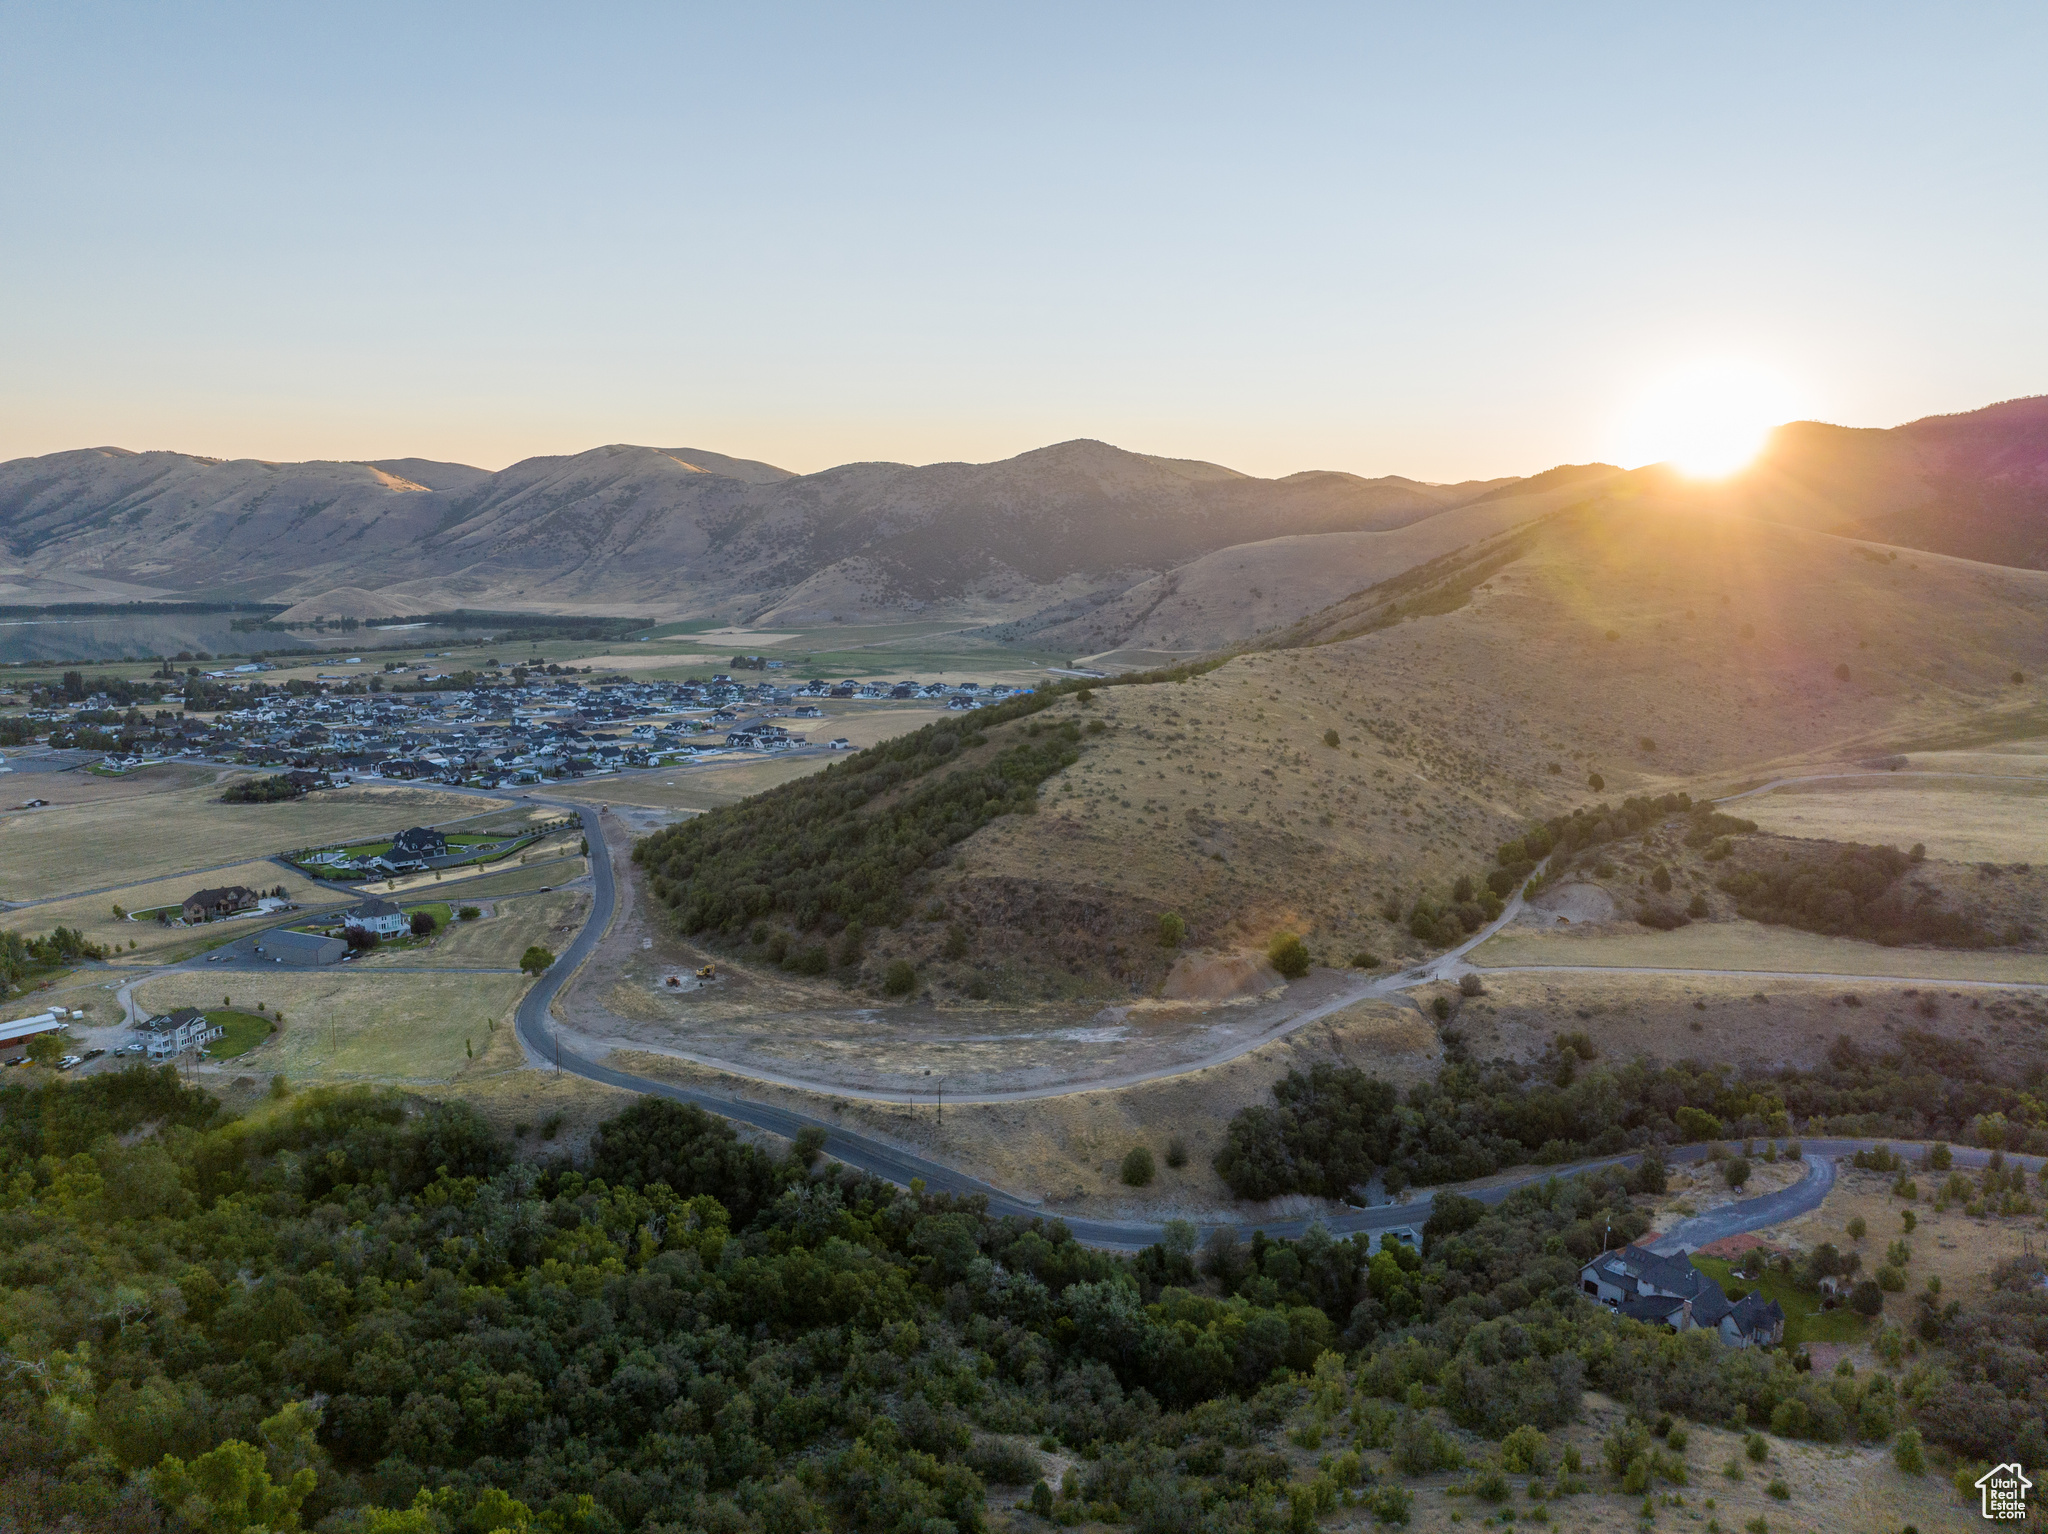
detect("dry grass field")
[922,506,2048,990]
[0,758,223,808]
[3,859,346,965]
[610,994,1440,1220]
[133,969,529,1084]
[0,781,508,902]
[1454,969,2048,1074]
[1737,775,2048,863]
[543,707,940,813]
[356,889,589,969]
[1470,918,2048,982]
[1760,1161,2048,1319]
[406,854,588,899]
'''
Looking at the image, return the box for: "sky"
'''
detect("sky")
[2,3,2044,482]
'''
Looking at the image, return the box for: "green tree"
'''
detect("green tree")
[1892,1426,1925,1475]
[519,945,555,976]
[1724,1157,1751,1189]
[1322,729,1340,748]
[25,1031,64,1066]
[152,1437,316,1534]
[1159,911,1186,948]
[1121,1146,1156,1186]
[882,958,917,996]
[1267,931,1311,979]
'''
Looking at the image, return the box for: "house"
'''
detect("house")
[390,826,448,858]
[182,885,260,921]
[139,1007,223,1059]
[345,897,409,937]
[255,929,347,967]
[1579,1244,1785,1348]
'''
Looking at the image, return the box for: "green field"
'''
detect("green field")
[1692,1256,1869,1349]
[205,1008,278,1059]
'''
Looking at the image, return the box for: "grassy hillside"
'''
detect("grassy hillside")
[631,503,2048,998]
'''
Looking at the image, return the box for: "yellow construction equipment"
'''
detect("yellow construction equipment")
[696,964,716,980]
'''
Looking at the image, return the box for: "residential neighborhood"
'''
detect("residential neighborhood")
[10,665,1023,786]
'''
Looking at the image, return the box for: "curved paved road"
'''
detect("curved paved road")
[509,803,2045,1249]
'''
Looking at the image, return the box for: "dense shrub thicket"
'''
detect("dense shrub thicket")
[1,1070,1939,1534]
[220,773,310,803]
[1716,841,2021,947]
[639,718,1082,938]
[0,925,109,997]
[1217,1025,2048,1200]
[1913,1256,2048,1470]
[634,664,1224,952]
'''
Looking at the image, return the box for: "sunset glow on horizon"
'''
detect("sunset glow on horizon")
[1607,361,1813,479]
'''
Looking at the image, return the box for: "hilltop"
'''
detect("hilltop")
[0,437,1575,628]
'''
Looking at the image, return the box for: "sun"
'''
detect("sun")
[1609,360,1810,478]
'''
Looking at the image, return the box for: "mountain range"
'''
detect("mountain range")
[2,394,2043,651]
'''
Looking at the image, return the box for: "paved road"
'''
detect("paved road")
[504,800,2046,1249]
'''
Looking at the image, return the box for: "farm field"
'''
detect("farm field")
[1469,917,2048,982]
[0,781,508,902]
[2,859,342,965]
[1734,776,2048,864]
[134,969,529,1084]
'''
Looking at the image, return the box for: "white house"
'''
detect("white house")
[139,1008,223,1060]
[346,897,409,937]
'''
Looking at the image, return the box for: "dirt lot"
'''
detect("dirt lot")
[0,781,509,902]
[133,968,530,1086]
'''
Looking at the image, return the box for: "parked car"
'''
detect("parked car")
[56,1055,82,1071]
[80,1049,105,1063]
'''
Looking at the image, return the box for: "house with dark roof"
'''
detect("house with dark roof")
[182,885,260,921]
[1580,1245,1785,1348]
[390,826,447,858]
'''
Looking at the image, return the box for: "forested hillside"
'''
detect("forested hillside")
[4,1068,2041,1533]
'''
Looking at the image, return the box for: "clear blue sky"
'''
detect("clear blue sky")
[3,2,2042,480]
